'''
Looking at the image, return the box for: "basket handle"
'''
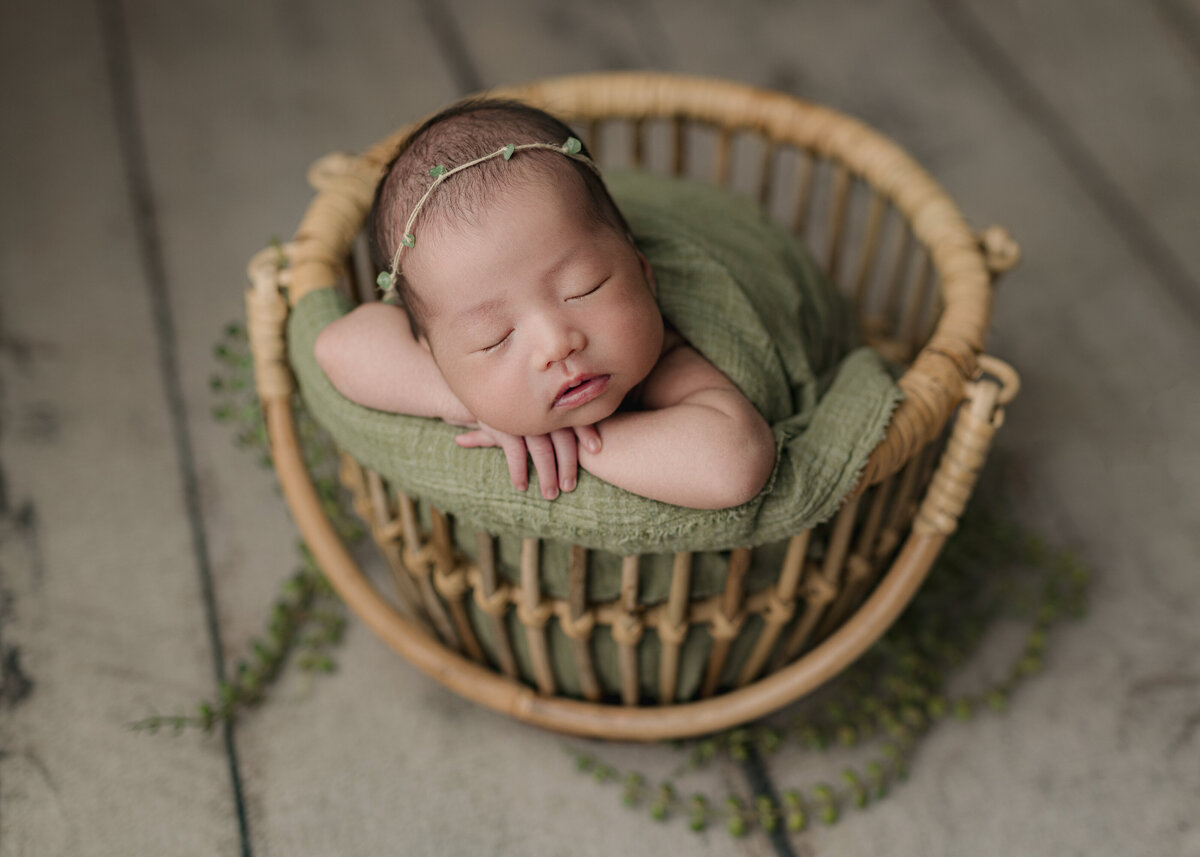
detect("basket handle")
[913,354,1020,537]
[978,226,1021,279]
[245,244,297,402]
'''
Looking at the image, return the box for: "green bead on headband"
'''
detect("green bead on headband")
[376,136,598,302]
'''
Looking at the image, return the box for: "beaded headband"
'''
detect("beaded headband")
[375,136,600,302]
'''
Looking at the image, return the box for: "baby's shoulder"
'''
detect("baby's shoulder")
[659,325,689,359]
[639,326,734,409]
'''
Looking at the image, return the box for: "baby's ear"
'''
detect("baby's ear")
[637,250,657,295]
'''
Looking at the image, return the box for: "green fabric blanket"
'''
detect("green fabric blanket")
[288,172,902,557]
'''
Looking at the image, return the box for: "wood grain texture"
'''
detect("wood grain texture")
[0,2,240,853]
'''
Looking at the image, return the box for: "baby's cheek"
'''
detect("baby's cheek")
[465,382,549,436]
[634,311,665,366]
[443,370,499,424]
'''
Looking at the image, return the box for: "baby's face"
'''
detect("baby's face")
[406,178,664,437]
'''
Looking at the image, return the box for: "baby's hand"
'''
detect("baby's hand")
[455,422,602,500]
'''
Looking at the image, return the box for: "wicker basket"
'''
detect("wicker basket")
[245,72,1020,741]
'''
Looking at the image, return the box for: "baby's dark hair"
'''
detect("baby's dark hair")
[368,97,629,331]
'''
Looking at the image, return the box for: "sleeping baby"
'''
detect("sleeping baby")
[315,97,776,509]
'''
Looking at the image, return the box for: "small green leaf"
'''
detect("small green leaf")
[563,136,582,155]
[501,143,516,161]
[428,164,447,177]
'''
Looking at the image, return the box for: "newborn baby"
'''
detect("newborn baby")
[315,97,775,509]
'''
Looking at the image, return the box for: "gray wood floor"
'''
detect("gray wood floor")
[2,0,1198,854]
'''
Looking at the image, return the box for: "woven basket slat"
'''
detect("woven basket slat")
[790,149,818,237]
[755,140,776,207]
[657,552,693,702]
[735,532,808,686]
[824,164,853,281]
[782,498,857,667]
[713,127,733,186]
[700,547,752,698]
[615,555,642,706]
[879,444,928,561]
[475,530,519,679]
[630,117,646,168]
[431,509,484,663]
[838,478,900,626]
[816,555,873,644]
[519,539,556,696]
[898,250,936,358]
[565,546,602,702]
[850,190,888,311]
[412,553,460,648]
[794,493,860,650]
[821,493,861,591]
[881,224,916,333]
[858,469,895,558]
[670,116,686,175]
[397,495,460,649]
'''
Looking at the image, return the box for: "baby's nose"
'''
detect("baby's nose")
[538,323,586,368]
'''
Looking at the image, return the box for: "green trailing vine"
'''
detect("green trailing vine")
[136,313,1091,850]
[571,485,1090,837]
[131,321,361,735]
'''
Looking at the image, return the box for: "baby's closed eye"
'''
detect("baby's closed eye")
[567,278,608,302]
[480,330,513,353]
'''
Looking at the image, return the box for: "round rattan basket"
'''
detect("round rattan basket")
[245,72,1020,741]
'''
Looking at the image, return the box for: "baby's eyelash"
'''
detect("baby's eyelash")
[481,331,512,353]
[568,279,607,301]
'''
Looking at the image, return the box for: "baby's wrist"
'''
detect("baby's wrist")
[439,395,478,427]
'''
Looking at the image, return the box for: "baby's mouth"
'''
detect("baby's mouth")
[553,374,610,409]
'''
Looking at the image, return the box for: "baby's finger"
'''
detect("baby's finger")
[550,429,578,492]
[525,434,559,500]
[574,424,602,455]
[496,435,529,492]
[455,429,498,448]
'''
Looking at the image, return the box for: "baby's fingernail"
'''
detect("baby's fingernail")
[562,477,575,492]
[585,438,601,453]
[545,486,559,500]
[516,481,528,492]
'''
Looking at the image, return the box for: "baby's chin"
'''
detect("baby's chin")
[487,398,622,438]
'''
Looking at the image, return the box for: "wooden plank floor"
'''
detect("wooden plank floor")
[2,0,1197,854]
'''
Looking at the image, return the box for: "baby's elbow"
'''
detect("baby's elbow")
[733,421,777,505]
[314,324,334,370]
[313,322,346,380]
[706,414,776,509]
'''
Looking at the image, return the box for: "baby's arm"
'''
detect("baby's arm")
[315,303,586,498]
[314,302,475,425]
[578,343,776,510]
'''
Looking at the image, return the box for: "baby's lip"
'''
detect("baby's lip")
[553,374,610,409]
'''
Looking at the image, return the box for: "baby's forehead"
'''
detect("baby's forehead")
[406,167,593,263]
[435,156,588,221]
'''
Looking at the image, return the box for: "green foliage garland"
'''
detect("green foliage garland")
[571,467,1090,838]
[131,321,361,735]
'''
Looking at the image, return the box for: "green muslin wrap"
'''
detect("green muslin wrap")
[287,171,902,566]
